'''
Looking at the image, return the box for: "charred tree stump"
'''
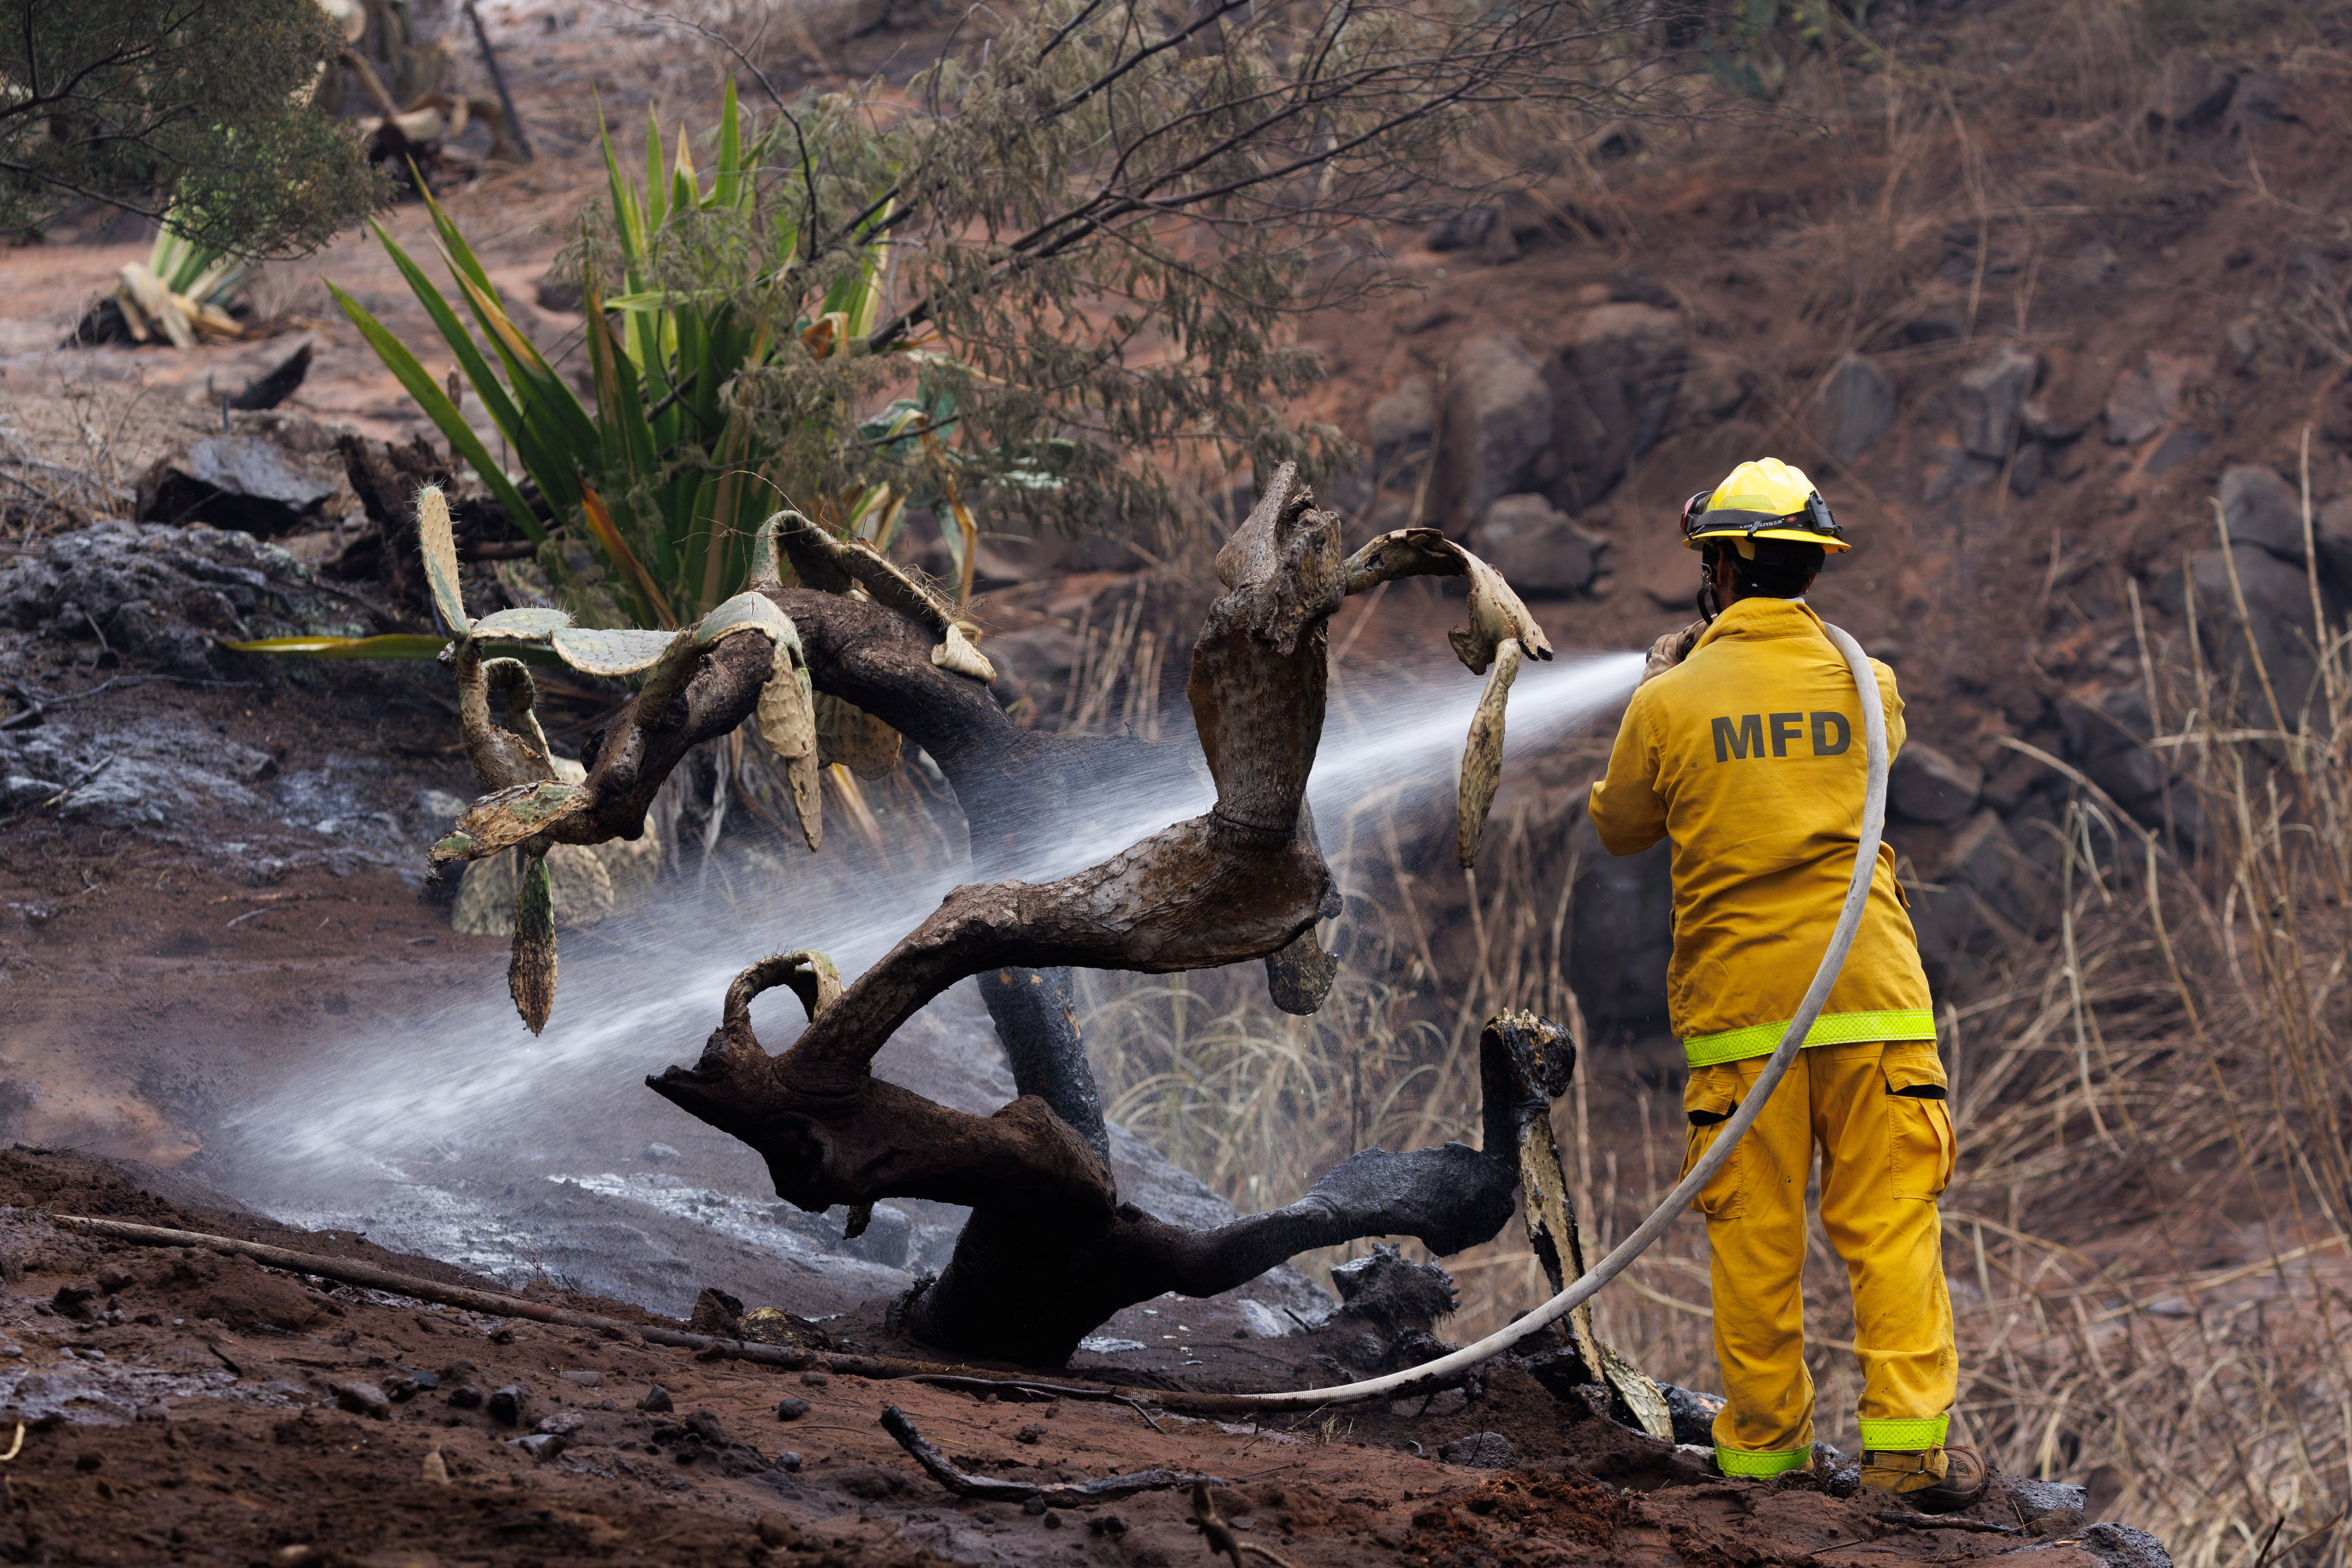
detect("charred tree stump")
[428,464,1579,1364]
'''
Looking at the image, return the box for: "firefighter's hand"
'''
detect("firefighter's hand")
[1640,621,1705,686]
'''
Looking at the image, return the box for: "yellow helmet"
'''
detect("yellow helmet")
[1680,457,1848,554]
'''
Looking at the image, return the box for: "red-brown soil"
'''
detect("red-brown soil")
[0,1147,2099,1568]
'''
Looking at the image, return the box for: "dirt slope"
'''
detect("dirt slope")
[0,1146,2120,1568]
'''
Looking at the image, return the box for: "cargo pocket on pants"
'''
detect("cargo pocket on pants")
[1681,1064,1746,1218]
[1881,1043,1955,1200]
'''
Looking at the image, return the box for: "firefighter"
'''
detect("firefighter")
[1588,457,1982,1510]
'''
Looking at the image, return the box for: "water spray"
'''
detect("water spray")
[67,629,1882,1422]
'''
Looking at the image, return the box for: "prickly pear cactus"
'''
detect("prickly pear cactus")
[412,491,998,1033]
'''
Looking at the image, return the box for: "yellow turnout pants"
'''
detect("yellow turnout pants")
[1678,1039,1958,1476]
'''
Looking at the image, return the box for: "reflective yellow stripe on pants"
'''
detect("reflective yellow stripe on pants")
[1679,1039,1958,1468]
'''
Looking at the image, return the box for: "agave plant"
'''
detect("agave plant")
[309,82,992,647]
[108,202,256,348]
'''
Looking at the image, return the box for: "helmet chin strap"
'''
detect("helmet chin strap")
[1697,543,1725,623]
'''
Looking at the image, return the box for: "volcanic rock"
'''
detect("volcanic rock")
[139,437,335,534]
[1816,354,1895,463]
[1888,742,1983,827]
[1366,378,1435,484]
[1564,814,1671,1032]
[2318,494,2352,586]
[1468,495,1604,596]
[2183,544,2324,720]
[1425,206,1499,252]
[0,518,347,680]
[2105,352,2202,445]
[2219,465,2305,563]
[1548,303,1686,509]
[2141,53,2238,129]
[334,1381,391,1419]
[1437,1432,1516,1468]
[1954,345,2041,458]
[1432,336,1553,531]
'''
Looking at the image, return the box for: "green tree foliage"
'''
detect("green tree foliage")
[0,0,382,253]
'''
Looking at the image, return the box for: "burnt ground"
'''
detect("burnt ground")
[0,1145,2112,1568]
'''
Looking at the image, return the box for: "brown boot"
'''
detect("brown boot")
[1860,1447,1987,1513]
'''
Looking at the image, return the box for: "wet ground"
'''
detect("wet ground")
[0,1146,2118,1568]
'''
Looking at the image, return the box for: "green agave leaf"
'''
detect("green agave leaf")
[218,634,450,660]
[326,280,542,544]
[469,607,574,642]
[550,626,679,677]
[713,78,743,207]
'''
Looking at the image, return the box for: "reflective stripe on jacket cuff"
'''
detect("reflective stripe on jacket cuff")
[1683,1008,1938,1067]
[1857,1414,1949,1451]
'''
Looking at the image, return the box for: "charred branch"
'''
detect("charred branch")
[880,1406,1225,1506]
[423,462,1578,1365]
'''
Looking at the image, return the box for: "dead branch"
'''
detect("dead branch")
[415,463,1579,1364]
[1871,1513,2021,1536]
[880,1406,1225,1506]
[1192,1479,1299,1568]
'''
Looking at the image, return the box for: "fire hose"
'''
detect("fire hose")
[1221,622,1891,1411]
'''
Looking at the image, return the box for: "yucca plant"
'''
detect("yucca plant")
[107,201,259,348]
[314,82,977,642]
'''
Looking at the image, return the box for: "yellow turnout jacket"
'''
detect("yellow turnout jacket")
[1589,596,1934,1066]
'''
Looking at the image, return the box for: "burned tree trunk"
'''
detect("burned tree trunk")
[428,465,1569,1364]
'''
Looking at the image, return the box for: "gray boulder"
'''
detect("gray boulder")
[1432,336,1552,532]
[1366,378,1435,485]
[1437,1432,1515,1468]
[2060,684,2168,812]
[2105,352,2201,445]
[2317,494,2352,586]
[1815,355,1894,464]
[1907,805,2063,989]
[2084,1523,2175,1568]
[1425,206,1499,253]
[2184,546,2325,722]
[1548,303,1686,508]
[2219,465,2304,563]
[1940,810,2052,935]
[1888,742,1982,827]
[1954,345,2041,459]
[1469,494,1604,597]
[2141,53,2238,131]
[0,717,275,832]
[138,436,336,535]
